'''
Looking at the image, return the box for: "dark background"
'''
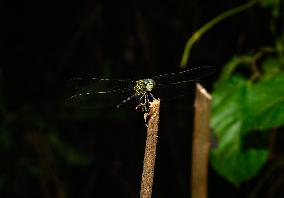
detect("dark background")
[0,0,280,198]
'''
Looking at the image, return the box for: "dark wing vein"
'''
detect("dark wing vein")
[151,66,214,99]
[66,77,135,108]
[152,80,197,100]
[68,77,135,92]
[152,66,215,85]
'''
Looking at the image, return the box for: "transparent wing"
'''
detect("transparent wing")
[152,66,215,86]
[65,66,215,108]
[68,77,135,92]
[151,66,214,99]
[66,77,135,108]
[151,80,197,100]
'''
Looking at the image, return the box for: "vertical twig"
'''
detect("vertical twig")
[191,83,212,198]
[140,99,160,198]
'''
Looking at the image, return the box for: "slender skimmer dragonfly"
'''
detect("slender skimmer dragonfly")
[67,66,214,112]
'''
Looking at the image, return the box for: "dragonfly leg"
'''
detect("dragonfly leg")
[137,93,150,112]
[135,94,145,110]
[135,93,149,112]
[144,93,151,112]
[148,92,156,102]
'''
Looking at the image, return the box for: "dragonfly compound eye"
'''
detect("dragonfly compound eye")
[144,79,155,91]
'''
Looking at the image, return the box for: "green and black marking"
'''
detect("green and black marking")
[117,78,156,112]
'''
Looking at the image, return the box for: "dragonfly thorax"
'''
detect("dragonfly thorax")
[134,79,155,95]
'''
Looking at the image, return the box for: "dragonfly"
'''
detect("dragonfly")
[66,66,214,112]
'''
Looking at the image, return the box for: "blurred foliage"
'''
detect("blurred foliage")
[209,0,284,186]
[48,132,91,166]
[0,106,91,196]
[260,0,281,18]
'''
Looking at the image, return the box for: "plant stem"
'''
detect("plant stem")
[140,99,160,198]
[191,83,212,198]
[180,0,259,68]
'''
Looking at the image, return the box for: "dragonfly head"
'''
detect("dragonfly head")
[144,79,155,91]
[134,79,155,95]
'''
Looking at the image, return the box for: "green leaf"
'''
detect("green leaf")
[261,57,283,79]
[211,148,268,186]
[210,76,269,186]
[243,73,284,131]
[276,38,284,64]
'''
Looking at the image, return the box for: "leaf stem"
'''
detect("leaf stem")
[180,0,259,68]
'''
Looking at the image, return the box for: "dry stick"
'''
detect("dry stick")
[191,83,212,198]
[140,99,160,198]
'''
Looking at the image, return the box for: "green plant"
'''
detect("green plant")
[211,53,284,185]
[181,0,284,186]
[210,0,284,185]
